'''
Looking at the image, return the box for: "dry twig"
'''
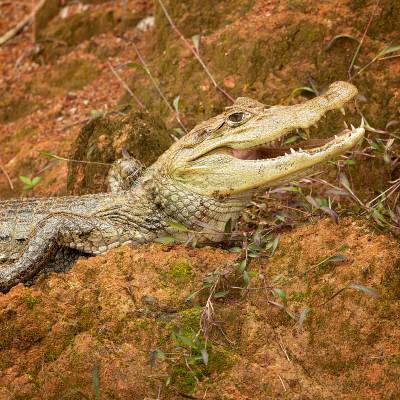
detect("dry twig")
[0,0,46,46]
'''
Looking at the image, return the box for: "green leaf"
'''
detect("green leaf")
[155,236,178,244]
[276,214,286,222]
[31,176,42,186]
[372,208,388,224]
[344,159,356,166]
[191,34,201,52]
[348,283,379,298]
[239,259,247,273]
[92,360,101,400]
[156,348,166,360]
[229,247,242,253]
[281,185,302,193]
[201,348,208,365]
[271,236,279,256]
[173,95,180,112]
[185,287,206,301]
[213,290,229,298]
[269,300,285,309]
[173,127,185,135]
[325,34,359,50]
[90,109,102,118]
[126,61,144,71]
[291,86,316,97]
[327,254,347,263]
[19,175,42,190]
[272,288,287,303]
[383,152,391,164]
[306,195,320,209]
[298,307,310,327]
[165,219,189,232]
[320,207,339,224]
[176,333,195,348]
[284,135,301,145]
[339,173,351,191]
[242,270,250,286]
[39,150,67,161]
[19,176,32,186]
[377,44,400,57]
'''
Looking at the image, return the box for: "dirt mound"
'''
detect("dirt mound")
[67,111,172,194]
[0,218,398,399]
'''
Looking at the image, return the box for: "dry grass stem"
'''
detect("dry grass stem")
[156,0,234,103]
[107,60,145,110]
[130,41,188,133]
[0,163,14,190]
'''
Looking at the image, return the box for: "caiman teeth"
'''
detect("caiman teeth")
[340,107,346,115]
[344,121,348,128]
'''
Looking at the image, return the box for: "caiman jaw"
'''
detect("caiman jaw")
[228,121,365,161]
[170,81,365,196]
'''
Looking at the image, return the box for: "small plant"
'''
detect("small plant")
[24,293,41,310]
[19,175,41,191]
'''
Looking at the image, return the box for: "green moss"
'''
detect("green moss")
[16,325,48,350]
[0,97,39,124]
[178,307,202,335]
[290,291,307,302]
[319,357,356,376]
[24,293,42,310]
[76,303,98,331]
[49,59,99,91]
[285,0,315,12]
[208,348,235,373]
[155,0,255,50]
[381,259,400,300]
[0,321,15,351]
[36,6,146,62]
[169,259,192,282]
[170,366,199,392]
[39,11,115,48]
[34,0,61,37]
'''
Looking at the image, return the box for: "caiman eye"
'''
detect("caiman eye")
[227,112,248,126]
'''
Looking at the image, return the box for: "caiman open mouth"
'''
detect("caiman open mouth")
[230,128,362,160]
[226,108,364,161]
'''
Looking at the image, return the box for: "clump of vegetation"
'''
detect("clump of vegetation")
[23,293,42,310]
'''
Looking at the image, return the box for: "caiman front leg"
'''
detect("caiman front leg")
[107,149,144,193]
[0,212,124,293]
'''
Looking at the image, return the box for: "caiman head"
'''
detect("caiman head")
[152,81,364,196]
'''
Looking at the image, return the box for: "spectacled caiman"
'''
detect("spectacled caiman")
[0,81,365,292]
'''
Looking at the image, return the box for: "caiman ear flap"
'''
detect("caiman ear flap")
[191,115,225,143]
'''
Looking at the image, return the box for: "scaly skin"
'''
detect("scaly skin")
[0,81,365,292]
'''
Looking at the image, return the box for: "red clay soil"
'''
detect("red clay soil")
[0,218,399,399]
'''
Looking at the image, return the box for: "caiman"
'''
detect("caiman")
[0,81,365,292]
